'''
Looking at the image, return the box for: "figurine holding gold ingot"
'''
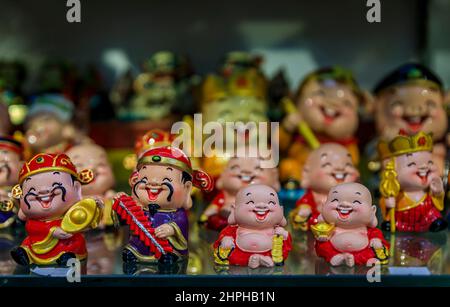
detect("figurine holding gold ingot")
[10,153,102,266]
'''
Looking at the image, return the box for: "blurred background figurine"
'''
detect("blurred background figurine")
[279,67,370,187]
[371,63,449,177]
[67,143,116,228]
[0,136,23,229]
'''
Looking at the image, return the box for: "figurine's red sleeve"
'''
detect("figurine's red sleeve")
[282,233,293,260]
[213,225,238,249]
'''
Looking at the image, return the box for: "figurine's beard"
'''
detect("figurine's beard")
[0,164,11,180]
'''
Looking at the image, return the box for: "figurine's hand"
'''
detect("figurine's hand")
[282,113,302,133]
[370,238,383,250]
[155,224,175,239]
[105,189,116,199]
[93,197,105,209]
[298,207,312,218]
[53,227,73,239]
[429,176,444,196]
[385,197,396,209]
[220,236,235,249]
[113,192,127,201]
[274,227,289,240]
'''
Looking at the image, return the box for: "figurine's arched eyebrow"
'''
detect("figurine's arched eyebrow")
[406,153,413,157]
[320,153,328,158]
[269,193,275,196]
[347,153,352,158]
[355,191,361,195]
[53,172,60,175]
[166,167,173,171]
[332,190,338,194]
[246,192,252,196]
[25,177,31,182]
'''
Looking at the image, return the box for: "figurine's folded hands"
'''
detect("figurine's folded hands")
[53,227,73,239]
[220,236,235,249]
[429,176,444,196]
[155,223,175,239]
[274,226,289,240]
[369,238,383,249]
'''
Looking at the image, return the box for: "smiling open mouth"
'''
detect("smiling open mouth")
[320,106,341,123]
[146,188,162,201]
[331,173,347,183]
[239,175,256,183]
[337,207,353,219]
[253,209,270,221]
[403,115,428,132]
[416,170,430,184]
[37,195,54,209]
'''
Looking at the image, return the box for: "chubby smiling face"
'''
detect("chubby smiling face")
[230,184,286,230]
[375,85,447,141]
[297,79,359,139]
[302,143,360,193]
[67,144,115,196]
[20,171,82,220]
[217,157,279,194]
[0,149,21,187]
[131,164,192,210]
[394,151,436,191]
[322,183,376,229]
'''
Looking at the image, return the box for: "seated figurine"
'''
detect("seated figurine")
[214,184,292,268]
[313,182,389,267]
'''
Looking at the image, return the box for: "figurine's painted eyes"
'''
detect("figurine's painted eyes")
[141,177,149,183]
[331,198,338,202]
[246,200,255,205]
[321,162,332,168]
[312,89,325,97]
[163,177,173,182]
[230,165,240,171]
[268,200,276,205]
[345,162,353,167]
[353,200,362,205]
[407,162,417,167]
[343,99,353,108]
[428,160,434,165]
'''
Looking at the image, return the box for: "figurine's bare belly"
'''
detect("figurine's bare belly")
[236,228,273,253]
[331,230,369,252]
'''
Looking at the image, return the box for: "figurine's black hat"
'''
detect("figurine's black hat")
[374,63,443,95]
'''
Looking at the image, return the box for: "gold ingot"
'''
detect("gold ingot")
[61,198,102,233]
[311,222,335,241]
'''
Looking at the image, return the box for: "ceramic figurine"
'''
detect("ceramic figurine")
[200,155,280,231]
[113,146,213,266]
[24,94,77,155]
[200,70,268,178]
[372,63,449,175]
[10,153,102,266]
[313,182,389,267]
[289,143,360,231]
[66,143,116,228]
[378,131,448,232]
[213,184,292,268]
[0,136,23,228]
[279,66,369,184]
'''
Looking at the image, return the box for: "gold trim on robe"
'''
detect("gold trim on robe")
[167,222,188,251]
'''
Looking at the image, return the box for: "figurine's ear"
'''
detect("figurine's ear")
[227,204,237,225]
[129,172,139,187]
[369,205,378,228]
[183,181,193,209]
[73,180,82,200]
[360,90,375,116]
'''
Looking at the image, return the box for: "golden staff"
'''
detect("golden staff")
[379,159,400,233]
[281,98,320,150]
